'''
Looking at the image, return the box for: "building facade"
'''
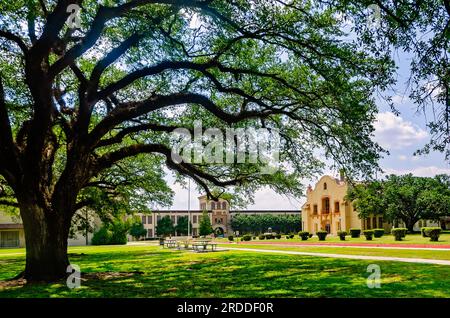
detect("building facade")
[301,175,444,235]
[0,212,25,248]
[137,195,301,239]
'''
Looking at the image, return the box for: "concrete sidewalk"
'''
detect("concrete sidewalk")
[223,247,450,266]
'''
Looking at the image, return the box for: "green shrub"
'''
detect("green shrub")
[317,231,328,241]
[259,235,265,240]
[337,231,347,241]
[289,234,295,239]
[286,235,291,239]
[109,220,129,245]
[298,231,309,240]
[91,227,112,245]
[424,227,441,242]
[242,235,252,241]
[308,233,313,238]
[228,235,234,241]
[252,236,256,240]
[421,227,428,237]
[264,234,274,240]
[363,230,374,240]
[350,228,361,238]
[392,228,407,241]
[275,234,282,239]
[373,228,385,238]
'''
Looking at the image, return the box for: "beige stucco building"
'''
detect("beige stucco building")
[0,211,25,248]
[136,195,300,238]
[301,175,389,235]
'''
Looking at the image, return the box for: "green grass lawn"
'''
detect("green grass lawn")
[217,233,450,245]
[1,245,449,298]
[221,244,450,260]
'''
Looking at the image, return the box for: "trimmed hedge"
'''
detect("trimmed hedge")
[317,230,328,241]
[298,231,310,241]
[337,231,347,241]
[350,228,361,238]
[421,227,428,237]
[242,234,252,241]
[275,234,282,239]
[228,235,234,241]
[373,228,385,238]
[423,227,441,242]
[363,230,374,240]
[392,228,407,241]
[258,234,265,240]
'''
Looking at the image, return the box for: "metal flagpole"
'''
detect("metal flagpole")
[188,178,191,237]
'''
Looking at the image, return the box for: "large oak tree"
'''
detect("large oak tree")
[0,0,392,281]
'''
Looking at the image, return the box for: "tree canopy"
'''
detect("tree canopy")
[155,215,175,237]
[199,211,213,237]
[347,174,450,231]
[337,0,450,160]
[230,213,301,234]
[0,0,394,281]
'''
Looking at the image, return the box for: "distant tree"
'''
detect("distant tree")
[230,214,301,234]
[91,217,130,245]
[175,216,192,236]
[129,217,147,240]
[155,216,175,238]
[347,174,450,231]
[199,211,213,237]
[69,208,96,246]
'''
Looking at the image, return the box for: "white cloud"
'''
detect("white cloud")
[383,166,450,177]
[397,155,407,161]
[373,112,428,150]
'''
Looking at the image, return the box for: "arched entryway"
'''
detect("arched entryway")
[214,226,225,237]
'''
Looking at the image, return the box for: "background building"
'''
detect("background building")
[137,195,301,239]
[301,174,442,235]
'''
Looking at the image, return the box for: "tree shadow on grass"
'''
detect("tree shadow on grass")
[0,248,449,298]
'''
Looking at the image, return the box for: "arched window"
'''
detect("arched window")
[324,183,327,190]
[222,202,227,210]
[211,202,215,210]
[322,197,330,214]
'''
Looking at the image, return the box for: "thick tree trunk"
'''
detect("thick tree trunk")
[19,201,71,282]
[405,219,416,233]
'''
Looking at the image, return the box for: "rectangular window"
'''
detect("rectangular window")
[366,218,371,229]
[147,229,153,237]
[372,217,377,229]
[171,215,175,223]
[177,215,182,223]
[148,216,152,224]
[142,215,146,224]
[334,202,340,213]
[313,205,318,215]
[379,217,383,227]
[0,231,19,248]
[157,215,161,223]
[193,215,197,223]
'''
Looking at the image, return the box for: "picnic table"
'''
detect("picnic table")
[192,240,218,252]
[163,239,177,248]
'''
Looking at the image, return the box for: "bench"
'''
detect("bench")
[192,242,218,252]
[163,239,177,249]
